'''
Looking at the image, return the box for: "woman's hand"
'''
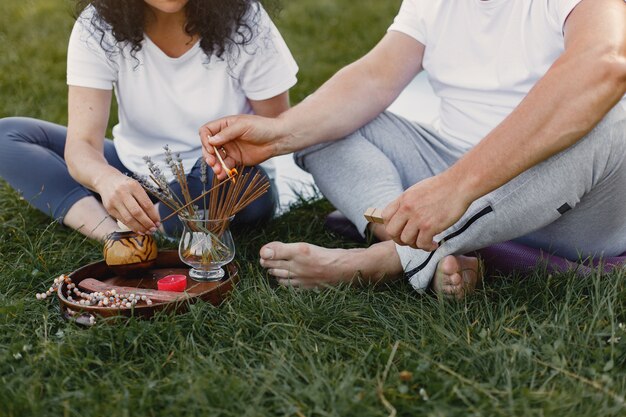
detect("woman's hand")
[382,173,472,251]
[94,171,161,234]
[199,114,286,180]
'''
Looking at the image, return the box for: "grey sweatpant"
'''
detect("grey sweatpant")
[295,106,626,290]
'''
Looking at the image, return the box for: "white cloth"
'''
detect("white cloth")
[67,5,298,180]
[388,0,595,149]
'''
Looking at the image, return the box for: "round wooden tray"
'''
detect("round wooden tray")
[57,250,239,320]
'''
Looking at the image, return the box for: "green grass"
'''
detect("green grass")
[1,1,626,416]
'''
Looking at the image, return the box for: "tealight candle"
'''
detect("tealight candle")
[157,275,187,292]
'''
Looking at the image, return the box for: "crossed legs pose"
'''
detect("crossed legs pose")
[259,107,626,296]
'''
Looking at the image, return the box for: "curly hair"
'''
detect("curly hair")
[75,0,278,60]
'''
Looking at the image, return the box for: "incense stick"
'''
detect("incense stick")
[213,145,236,183]
[159,177,232,223]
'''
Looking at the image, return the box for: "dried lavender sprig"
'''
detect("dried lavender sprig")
[174,152,194,209]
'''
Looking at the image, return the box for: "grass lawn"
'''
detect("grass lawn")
[1,1,626,416]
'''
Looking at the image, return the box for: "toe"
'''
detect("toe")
[260,258,288,269]
[440,255,460,275]
[442,283,461,295]
[260,243,277,260]
[267,268,294,279]
[261,242,310,261]
[277,278,304,288]
[448,273,462,286]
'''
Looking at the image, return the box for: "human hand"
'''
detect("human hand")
[199,114,285,180]
[95,171,160,234]
[382,174,472,251]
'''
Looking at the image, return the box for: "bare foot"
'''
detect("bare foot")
[259,240,404,288]
[431,255,482,299]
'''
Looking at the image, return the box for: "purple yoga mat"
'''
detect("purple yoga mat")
[475,241,626,276]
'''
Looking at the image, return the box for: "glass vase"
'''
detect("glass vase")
[178,216,235,281]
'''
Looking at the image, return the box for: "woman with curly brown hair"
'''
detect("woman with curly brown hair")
[0,0,297,240]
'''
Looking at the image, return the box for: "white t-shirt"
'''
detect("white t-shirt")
[67,5,298,180]
[389,0,625,149]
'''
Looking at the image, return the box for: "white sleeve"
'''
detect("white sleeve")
[67,8,117,90]
[547,0,585,32]
[236,5,298,101]
[387,0,427,45]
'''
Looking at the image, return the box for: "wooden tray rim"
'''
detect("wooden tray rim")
[56,250,239,317]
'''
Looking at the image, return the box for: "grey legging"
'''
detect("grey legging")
[0,117,277,235]
[296,105,626,290]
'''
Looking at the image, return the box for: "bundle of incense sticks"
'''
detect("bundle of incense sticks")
[137,146,270,233]
[201,166,270,235]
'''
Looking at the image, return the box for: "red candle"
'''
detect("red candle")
[157,275,187,292]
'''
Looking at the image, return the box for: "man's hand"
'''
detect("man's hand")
[382,173,472,251]
[95,172,160,234]
[199,115,285,180]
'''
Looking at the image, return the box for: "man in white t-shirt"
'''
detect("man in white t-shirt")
[200,0,626,297]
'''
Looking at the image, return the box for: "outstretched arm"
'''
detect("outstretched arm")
[384,0,626,250]
[200,31,425,178]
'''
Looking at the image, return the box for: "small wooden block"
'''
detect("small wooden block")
[364,207,384,224]
[78,278,188,303]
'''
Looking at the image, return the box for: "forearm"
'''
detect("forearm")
[65,140,120,193]
[450,41,626,203]
[65,86,119,192]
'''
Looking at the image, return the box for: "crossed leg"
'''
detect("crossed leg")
[263,112,480,296]
[261,107,626,297]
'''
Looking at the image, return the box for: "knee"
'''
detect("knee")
[0,117,35,142]
[293,132,360,171]
[293,143,334,171]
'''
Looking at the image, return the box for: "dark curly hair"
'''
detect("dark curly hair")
[75,0,278,61]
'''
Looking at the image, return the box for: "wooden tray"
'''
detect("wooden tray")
[57,250,239,320]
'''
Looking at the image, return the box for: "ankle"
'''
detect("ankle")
[349,241,403,284]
